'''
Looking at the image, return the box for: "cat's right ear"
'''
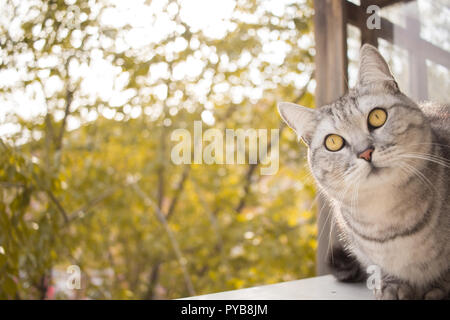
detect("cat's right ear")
[358,44,397,86]
[277,102,317,146]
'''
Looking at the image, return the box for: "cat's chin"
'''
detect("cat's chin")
[366,165,381,177]
[362,164,403,189]
[356,162,392,185]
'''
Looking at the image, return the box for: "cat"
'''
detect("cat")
[278,44,450,300]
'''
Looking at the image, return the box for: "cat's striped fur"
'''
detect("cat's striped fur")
[278,44,449,299]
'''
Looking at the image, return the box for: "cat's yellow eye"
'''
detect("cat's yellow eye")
[324,134,345,152]
[368,108,387,129]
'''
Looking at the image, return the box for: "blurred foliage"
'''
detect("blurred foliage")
[0,0,317,299]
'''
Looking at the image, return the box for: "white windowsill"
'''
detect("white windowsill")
[182,275,374,300]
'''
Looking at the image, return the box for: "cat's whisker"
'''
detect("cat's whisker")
[324,170,360,254]
[325,169,363,261]
[317,198,333,245]
[397,159,437,195]
[406,142,450,149]
[302,171,316,185]
[349,170,363,219]
[402,151,450,164]
[327,200,342,264]
[318,172,349,253]
[306,186,329,213]
[404,159,445,202]
[399,154,450,169]
[305,170,349,257]
[398,165,439,204]
[354,172,362,217]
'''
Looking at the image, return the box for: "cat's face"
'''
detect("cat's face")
[306,90,428,194]
[278,44,432,200]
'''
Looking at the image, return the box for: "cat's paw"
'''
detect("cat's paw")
[374,280,416,300]
[328,246,366,282]
[422,271,450,300]
[423,287,447,300]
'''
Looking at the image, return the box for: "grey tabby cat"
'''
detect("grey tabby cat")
[278,44,449,300]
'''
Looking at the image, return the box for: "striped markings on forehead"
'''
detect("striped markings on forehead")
[319,96,364,129]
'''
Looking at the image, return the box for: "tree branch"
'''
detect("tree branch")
[166,166,190,220]
[133,183,196,297]
[234,74,313,214]
[234,163,257,214]
[143,261,162,300]
[46,189,69,224]
[0,182,27,189]
[67,186,118,223]
[55,88,74,151]
[44,112,55,171]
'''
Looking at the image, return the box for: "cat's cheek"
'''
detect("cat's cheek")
[392,123,410,135]
[390,114,424,136]
[309,158,332,187]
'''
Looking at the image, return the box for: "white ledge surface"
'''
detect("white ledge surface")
[183,275,374,300]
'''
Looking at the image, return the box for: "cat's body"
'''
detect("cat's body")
[278,44,450,299]
[329,98,450,299]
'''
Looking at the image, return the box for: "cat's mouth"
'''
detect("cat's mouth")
[366,164,382,177]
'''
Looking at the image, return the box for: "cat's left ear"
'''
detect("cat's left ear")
[278,102,317,146]
[358,44,398,87]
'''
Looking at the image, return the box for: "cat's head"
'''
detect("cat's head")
[278,44,432,198]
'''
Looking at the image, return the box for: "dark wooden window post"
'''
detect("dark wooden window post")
[313,0,348,275]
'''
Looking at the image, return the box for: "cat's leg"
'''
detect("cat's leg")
[327,244,366,282]
[374,274,417,300]
[422,269,450,300]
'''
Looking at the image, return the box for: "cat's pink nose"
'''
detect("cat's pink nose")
[358,147,374,162]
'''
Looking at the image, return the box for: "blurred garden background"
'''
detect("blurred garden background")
[0,0,318,299]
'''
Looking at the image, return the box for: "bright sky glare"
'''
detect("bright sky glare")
[1,0,305,139]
